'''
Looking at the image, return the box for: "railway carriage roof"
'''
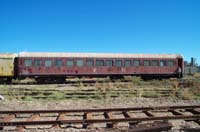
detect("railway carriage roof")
[19,52,183,59]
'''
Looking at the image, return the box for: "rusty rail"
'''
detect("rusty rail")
[0,115,200,126]
[0,105,200,131]
[0,105,199,114]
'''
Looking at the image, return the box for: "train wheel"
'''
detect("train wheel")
[0,78,3,84]
[6,78,12,84]
[55,78,66,83]
[35,78,45,84]
[0,78,12,84]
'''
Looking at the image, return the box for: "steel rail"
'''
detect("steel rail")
[0,115,200,126]
[0,105,199,114]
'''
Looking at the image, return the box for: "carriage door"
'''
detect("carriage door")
[178,58,183,77]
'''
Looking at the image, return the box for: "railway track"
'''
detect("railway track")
[0,86,176,100]
[1,78,195,100]
[0,105,200,131]
[0,76,196,90]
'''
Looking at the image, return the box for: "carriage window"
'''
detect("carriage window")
[76,60,84,67]
[168,60,174,67]
[55,60,62,67]
[160,60,167,67]
[151,60,158,66]
[144,60,150,66]
[34,60,42,67]
[86,60,94,67]
[105,60,113,67]
[96,60,104,66]
[24,60,32,67]
[115,60,122,67]
[133,60,140,66]
[66,60,74,67]
[45,60,52,67]
[125,60,131,67]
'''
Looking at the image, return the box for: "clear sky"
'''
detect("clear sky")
[0,0,200,64]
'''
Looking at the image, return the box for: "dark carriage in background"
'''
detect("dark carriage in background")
[17,52,184,83]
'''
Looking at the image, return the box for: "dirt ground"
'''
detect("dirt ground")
[0,97,200,132]
[0,78,200,132]
[0,97,200,110]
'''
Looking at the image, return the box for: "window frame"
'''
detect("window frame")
[133,60,140,67]
[151,60,159,67]
[86,59,94,67]
[96,60,104,67]
[24,59,32,67]
[124,60,131,67]
[105,60,113,67]
[34,60,42,67]
[167,60,174,67]
[76,59,84,67]
[45,60,52,67]
[55,59,62,67]
[160,60,167,67]
[143,60,150,66]
[66,60,74,67]
[115,60,123,67]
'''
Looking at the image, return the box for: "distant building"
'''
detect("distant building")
[184,57,199,75]
[191,57,196,67]
[184,67,198,75]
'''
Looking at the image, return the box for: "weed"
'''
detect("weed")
[49,92,66,100]
[144,91,161,98]
[23,96,33,101]
[131,76,143,85]
[78,81,84,88]
[178,89,193,100]
[137,88,144,98]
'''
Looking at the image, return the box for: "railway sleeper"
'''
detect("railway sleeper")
[15,114,40,132]
[127,121,172,132]
[0,114,16,130]
[122,111,139,128]
[52,113,66,129]
[104,112,118,128]
[180,127,200,132]
[83,112,93,129]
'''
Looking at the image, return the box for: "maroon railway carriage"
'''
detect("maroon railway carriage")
[17,52,183,82]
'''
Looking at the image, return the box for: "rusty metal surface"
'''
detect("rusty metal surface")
[18,57,179,76]
[180,128,200,132]
[17,52,183,77]
[0,114,16,122]
[83,112,93,128]
[0,114,16,130]
[0,114,199,126]
[104,112,118,128]
[16,114,40,131]
[0,105,199,131]
[0,105,199,114]
[52,113,66,128]
[128,121,172,132]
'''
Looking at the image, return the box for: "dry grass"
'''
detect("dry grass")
[178,89,193,100]
[193,73,200,78]
[190,80,200,99]
[131,76,143,85]
[175,79,200,100]
[1,76,200,101]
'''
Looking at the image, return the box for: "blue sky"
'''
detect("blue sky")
[0,0,200,64]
